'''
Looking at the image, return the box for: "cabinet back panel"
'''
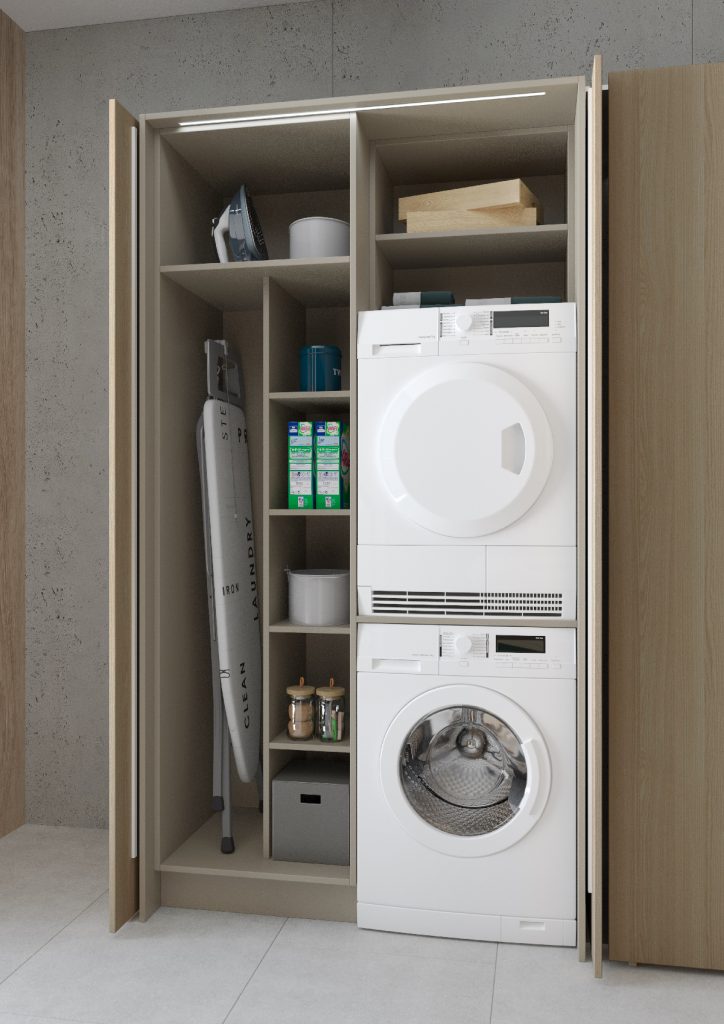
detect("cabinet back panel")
[390,261,567,307]
[157,280,221,861]
[159,139,220,267]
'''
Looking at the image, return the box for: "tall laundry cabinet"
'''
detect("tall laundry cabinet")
[607,61,724,971]
[109,71,604,967]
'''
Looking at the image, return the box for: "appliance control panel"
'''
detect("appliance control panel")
[438,626,576,678]
[357,305,576,359]
[357,624,576,679]
[439,304,576,356]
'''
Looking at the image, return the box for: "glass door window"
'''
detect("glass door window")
[400,706,527,836]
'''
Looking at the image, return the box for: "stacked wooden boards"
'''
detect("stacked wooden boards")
[399,179,540,233]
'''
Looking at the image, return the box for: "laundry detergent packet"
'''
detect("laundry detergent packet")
[288,421,314,509]
[314,421,350,510]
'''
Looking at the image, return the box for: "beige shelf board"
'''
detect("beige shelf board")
[269,729,351,753]
[375,129,568,185]
[376,224,568,269]
[269,390,351,410]
[269,508,351,517]
[356,79,580,142]
[357,615,578,629]
[161,116,351,195]
[270,620,351,635]
[161,257,350,311]
[148,78,580,138]
[160,808,351,885]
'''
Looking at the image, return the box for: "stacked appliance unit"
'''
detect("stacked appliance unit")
[356,304,578,945]
[357,303,577,619]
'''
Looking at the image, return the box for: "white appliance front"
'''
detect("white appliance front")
[357,623,577,946]
[357,305,577,619]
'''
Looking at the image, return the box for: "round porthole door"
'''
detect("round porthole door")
[378,363,553,538]
[380,684,551,858]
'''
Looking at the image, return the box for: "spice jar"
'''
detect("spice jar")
[315,679,345,742]
[287,677,315,740]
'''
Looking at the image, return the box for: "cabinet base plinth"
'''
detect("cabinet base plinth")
[161,872,357,922]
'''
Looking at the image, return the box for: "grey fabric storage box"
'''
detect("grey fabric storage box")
[272,759,349,865]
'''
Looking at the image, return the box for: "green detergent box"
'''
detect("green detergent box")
[288,421,314,509]
[314,421,350,510]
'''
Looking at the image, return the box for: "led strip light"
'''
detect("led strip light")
[178,91,546,127]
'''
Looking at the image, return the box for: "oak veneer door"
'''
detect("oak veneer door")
[0,9,25,839]
[109,99,139,931]
[608,62,724,970]
[587,53,604,979]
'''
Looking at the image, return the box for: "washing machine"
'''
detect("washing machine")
[357,304,577,619]
[357,622,576,946]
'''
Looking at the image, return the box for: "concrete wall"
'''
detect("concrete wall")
[24,0,708,826]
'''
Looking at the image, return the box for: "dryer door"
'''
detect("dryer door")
[381,683,551,857]
[379,363,553,537]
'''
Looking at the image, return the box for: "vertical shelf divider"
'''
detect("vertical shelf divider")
[263,277,306,856]
[261,276,271,858]
[349,114,371,885]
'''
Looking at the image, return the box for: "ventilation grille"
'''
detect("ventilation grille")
[371,590,563,617]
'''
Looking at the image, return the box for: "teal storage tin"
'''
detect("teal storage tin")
[299,345,342,392]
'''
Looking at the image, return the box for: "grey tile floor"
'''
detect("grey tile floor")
[1,825,724,1024]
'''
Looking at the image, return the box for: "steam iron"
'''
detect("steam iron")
[212,185,268,263]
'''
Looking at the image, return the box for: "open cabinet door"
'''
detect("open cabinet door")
[587,55,604,977]
[109,99,139,932]
[0,9,25,840]
[608,60,724,973]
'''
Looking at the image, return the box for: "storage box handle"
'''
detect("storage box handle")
[300,794,321,804]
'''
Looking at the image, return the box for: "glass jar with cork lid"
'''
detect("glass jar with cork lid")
[315,679,345,742]
[286,677,315,740]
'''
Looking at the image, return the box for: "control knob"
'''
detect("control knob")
[455,312,473,333]
[453,634,473,657]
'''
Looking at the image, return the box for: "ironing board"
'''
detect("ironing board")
[197,340,262,853]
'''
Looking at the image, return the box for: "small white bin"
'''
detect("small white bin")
[289,217,350,259]
[287,568,350,626]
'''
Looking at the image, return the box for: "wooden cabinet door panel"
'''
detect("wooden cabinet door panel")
[608,62,724,970]
[109,98,139,932]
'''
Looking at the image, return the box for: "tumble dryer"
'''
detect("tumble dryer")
[357,622,576,945]
[357,304,577,619]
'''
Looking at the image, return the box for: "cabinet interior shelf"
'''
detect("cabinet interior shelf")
[269,728,351,753]
[269,508,351,517]
[269,620,351,635]
[270,390,351,410]
[161,257,350,310]
[357,614,579,628]
[376,224,568,268]
[160,808,351,885]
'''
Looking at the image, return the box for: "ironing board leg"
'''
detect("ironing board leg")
[211,665,223,812]
[220,707,234,854]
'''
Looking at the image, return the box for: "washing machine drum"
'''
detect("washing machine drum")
[381,683,551,857]
[400,706,527,837]
[380,362,554,537]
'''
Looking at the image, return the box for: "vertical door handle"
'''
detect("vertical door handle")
[501,422,526,475]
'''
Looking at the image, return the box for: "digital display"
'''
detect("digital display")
[496,635,546,654]
[493,309,550,329]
